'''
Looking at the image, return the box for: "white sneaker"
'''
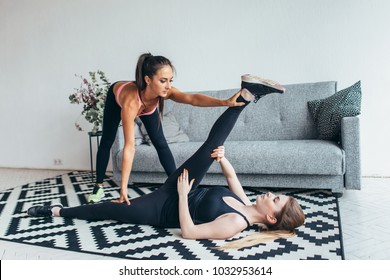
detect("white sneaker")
[241,74,286,102]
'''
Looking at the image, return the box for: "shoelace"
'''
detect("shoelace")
[253,94,263,103]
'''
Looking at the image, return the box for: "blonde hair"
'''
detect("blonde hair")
[269,196,305,231]
[217,230,295,250]
[217,196,305,250]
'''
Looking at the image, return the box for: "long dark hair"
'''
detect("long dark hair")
[135,53,175,120]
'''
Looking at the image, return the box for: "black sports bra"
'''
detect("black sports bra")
[189,187,250,227]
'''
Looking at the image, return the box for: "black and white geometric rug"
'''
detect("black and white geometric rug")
[0,171,344,260]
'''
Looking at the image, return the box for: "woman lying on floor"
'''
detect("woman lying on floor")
[27,77,305,249]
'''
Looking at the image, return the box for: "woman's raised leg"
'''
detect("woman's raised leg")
[161,93,250,193]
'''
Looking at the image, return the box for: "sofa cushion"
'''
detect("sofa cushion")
[307,81,362,141]
[221,140,345,176]
[118,140,345,176]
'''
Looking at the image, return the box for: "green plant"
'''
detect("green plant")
[69,70,110,132]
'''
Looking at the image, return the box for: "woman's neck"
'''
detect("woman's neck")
[243,205,266,225]
[141,87,159,104]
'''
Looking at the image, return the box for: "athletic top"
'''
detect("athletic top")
[188,187,250,227]
[114,81,158,116]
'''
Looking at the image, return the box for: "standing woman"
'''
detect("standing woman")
[88,53,245,204]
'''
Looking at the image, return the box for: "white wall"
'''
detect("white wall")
[1,0,389,176]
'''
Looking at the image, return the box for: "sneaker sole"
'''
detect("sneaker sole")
[87,195,105,204]
[241,75,286,93]
[87,198,104,203]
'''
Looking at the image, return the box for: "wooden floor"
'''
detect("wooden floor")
[0,168,389,260]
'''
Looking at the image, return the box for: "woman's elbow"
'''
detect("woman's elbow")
[181,233,191,240]
[181,231,193,240]
[180,228,197,240]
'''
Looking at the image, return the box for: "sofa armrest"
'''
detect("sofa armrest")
[341,116,361,190]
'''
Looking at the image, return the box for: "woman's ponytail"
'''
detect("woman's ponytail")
[216,230,296,250]
[135,52,153,92]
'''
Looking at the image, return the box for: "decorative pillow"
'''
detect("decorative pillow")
[307,81,362,141]
[133,120,144,146]
[119,121,145,146]
[134,117,149,145]
[137,112,189,145]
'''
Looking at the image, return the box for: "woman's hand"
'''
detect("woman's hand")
[225,91,246,107]
[211,146,225,162]
[111,187,131,205]
[177,169,194,197]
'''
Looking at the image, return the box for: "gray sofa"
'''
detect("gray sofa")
[112,81,361,195]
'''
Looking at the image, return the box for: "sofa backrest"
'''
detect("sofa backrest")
[164,81,337,141]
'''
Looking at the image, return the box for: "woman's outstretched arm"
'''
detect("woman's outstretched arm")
[167,87,245,107]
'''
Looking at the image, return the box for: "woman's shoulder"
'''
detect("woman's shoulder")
[164,86,183,100]
[114,81,137,92]
[114,81,139,111]
[113,81,138,97]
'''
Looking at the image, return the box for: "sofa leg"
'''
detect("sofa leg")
[333,192,343,198]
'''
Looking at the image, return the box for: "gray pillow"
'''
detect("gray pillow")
[134,121,144,146]
[137,112,189,144]
[119,121,145,146]
[307,81,362,141]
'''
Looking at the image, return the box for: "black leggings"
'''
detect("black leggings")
[61,96,249,226]
[95,83,176,184]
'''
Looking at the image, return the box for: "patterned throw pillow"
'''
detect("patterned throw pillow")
[307,81,362,141]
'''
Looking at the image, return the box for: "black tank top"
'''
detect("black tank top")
[188,187,250,227]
